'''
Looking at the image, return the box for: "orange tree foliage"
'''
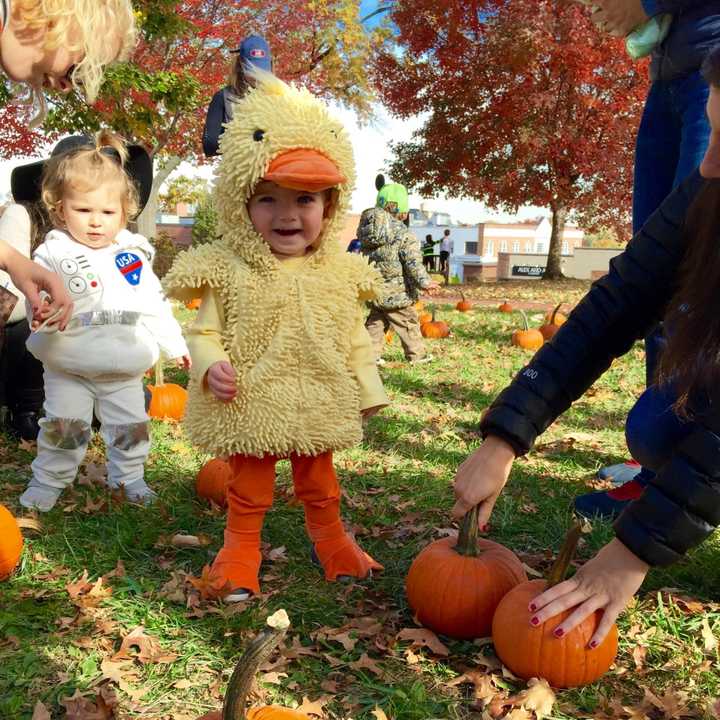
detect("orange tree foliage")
[374,0,649,277]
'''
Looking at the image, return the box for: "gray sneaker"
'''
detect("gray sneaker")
[409,354,434,365]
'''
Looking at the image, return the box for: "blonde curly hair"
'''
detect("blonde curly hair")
[41,130,140,228]
[13,0,137,102]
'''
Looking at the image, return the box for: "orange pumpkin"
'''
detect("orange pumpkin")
[418,310,433,324]
[420,309,450,339]
[0,505,23,580]
[492,525,618,688]
[539,303,566,341]
[455,292,473,312]
[498,299,513,313]
[511,310,544,350]
[148,361,188,421]
[185,297,202,310]
[196,459,233,507]
[198,610,309,720]
[406,506,526,639]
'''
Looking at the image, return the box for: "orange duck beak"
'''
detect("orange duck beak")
[263,148,346,192]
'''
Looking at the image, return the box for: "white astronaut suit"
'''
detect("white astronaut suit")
[20,229,188,510]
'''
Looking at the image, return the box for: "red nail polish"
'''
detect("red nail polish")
[529,603,537,612]
[480,524,489,532]
[530,616,539,626]
[589,640,598,649]
[554,628,564,638]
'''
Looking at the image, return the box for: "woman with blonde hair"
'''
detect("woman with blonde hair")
[0,0,137,330]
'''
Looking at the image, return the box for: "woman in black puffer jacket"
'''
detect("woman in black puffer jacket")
[452,46,720,647]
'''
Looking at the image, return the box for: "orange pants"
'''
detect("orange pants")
[211,451,382,594]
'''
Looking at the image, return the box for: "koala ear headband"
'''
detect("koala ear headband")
[11,135,153,212]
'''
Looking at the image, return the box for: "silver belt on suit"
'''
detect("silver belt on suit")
[67,310,141,329]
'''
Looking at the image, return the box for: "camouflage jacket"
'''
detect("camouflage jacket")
[357,207,432,310]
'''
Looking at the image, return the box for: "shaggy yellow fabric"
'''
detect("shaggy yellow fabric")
[163,73,388,457]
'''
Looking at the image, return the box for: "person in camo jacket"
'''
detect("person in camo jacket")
[357,178,440,365]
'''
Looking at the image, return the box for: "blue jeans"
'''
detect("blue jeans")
[625,385,694,483]
[628,71,711,477]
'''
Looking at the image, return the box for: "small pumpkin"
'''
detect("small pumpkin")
[511,310,544,350]
[0,504,23,580]
[420,309,450,339]
[539,303,566,341]
[455,292,473,312]
[498,299,513,313]
[185,297,202,311]
[148,361,188,421]
[406,505,526,639]
[418,310,433,324]
[196,458,233,507]
[491,524,618,688]
[197,610,309,720]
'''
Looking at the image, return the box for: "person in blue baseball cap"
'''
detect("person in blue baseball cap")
[202,35,274,157]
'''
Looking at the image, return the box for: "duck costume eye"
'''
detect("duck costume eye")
[253,129,265,142]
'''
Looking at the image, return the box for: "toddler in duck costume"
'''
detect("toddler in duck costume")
[163,71,388,600]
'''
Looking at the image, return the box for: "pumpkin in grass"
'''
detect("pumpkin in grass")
[197,610,309,720]
[539,303,566,341]
[185,297,202,310]
[498,299,513,313]
[455,292,473,312]
[148,361,188,421]
[511,310,544,350]
[406,506,526,639]
[196,458,232,507]
[420,309,450,339]
[418,310,433,324]
[0,504,23,580]
[491,524,618,688]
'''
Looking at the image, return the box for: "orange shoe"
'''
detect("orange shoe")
[311,531,383,582]
[210,540,262,600]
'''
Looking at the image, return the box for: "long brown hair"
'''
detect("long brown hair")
[657,46,720,414]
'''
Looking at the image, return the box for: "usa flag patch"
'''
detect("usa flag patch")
[115,251,143,286]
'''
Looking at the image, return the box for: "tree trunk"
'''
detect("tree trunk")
[134,155,182,239]
[543,204,566,280]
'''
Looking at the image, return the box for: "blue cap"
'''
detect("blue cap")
[231,35,272,72]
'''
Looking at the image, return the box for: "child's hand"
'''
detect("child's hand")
[175,354,192,370]
[361,405,383,420]
[451,435,515,530]
[528,538,649,646]
[206,361,237,401]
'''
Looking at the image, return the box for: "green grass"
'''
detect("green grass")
[1,294,719,719]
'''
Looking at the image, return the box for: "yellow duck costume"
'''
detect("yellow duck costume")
[163,72,388,596]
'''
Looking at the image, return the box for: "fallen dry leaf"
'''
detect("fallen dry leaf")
[170,533,211,548]
[297,695,330,717]
[350,652,383,677]
[66,571,112,608]
[371,707,390,720]
[396,627,449,656]
[701,617,718,654]
[642,687,693,718]
[31,701,51,720]
[632,644,647,671]
[113,626,178,664]
[188,565,233,601]
[517,678,556,720]
[16,517,42,532]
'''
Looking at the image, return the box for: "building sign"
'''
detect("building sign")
[512,264,545,277]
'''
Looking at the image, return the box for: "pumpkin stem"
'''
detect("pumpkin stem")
[431,307,437,322]
[518,309,530,331]
[550,303,563,325]
[546,522,583,589]
[155,360,165,387]
[460,291,466,302]
[223,610,291,719]
[454,505,480,557]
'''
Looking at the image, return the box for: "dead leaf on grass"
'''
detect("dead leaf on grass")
[31,701,51,720]
[701,617,718,654]
[16,516,42,532]
[188,565,233,601]
[297,695,330,717]
[642,687,693,718]
[66,570,112,608]
[350,652,383,676]
[396,627,449,656]
[113,626,178,664]
[371,707,390,720]
[517,678,555,720]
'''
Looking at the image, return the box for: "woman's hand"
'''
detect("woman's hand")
[451,435,515,529]
[2,246,73,330]
[529,538,650,646]
[589,0,649,36]
[205,361,237,401]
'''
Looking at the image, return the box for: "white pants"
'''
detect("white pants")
[31,368,150,491]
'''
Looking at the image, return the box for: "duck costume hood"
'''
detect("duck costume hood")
[163,72,385,458]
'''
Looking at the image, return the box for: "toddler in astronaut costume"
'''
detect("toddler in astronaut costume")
[19,132,189,512]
